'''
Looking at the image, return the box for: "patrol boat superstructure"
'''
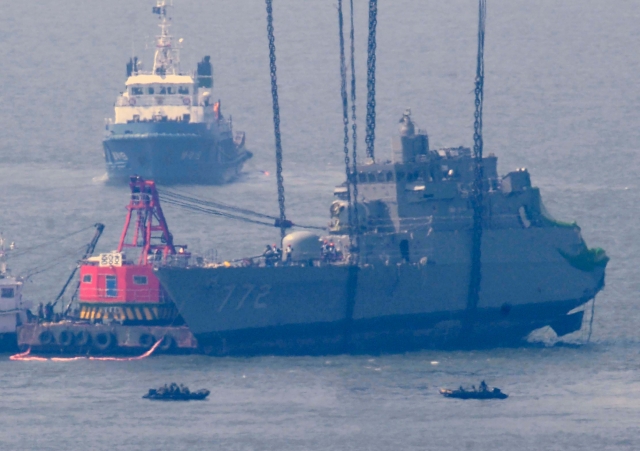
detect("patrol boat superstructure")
[155,112,608,355]
[103,1,252,184]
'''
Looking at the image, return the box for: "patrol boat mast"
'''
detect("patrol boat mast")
[151,1,180,76]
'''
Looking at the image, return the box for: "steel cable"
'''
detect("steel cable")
[463,0,487,339]
[8,225,96,259]
[159,191,323,230]
[265,0,288,241]
[337,0,354,250]
[365,0,378,161]
[349,0,361,257]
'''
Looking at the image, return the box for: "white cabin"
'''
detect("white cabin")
[115,74,213,124]
[0,273,30,334]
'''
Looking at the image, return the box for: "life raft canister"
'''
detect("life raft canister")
[129,97,137,106]
[93,332,114,351]
[182,97,190,106]
[57,329,74,347]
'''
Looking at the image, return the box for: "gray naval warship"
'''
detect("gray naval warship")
[103,1,252,184]
[155,110,608,355]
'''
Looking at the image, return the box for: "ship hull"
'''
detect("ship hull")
[182,300,585,356]
[103,122,252,184]
[155,256,605,356]
[0,333,18,353]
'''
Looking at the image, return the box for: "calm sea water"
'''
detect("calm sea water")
[1,0,639,449]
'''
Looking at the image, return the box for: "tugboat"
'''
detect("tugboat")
[17,176,197,354]
[102,1,252,184]
[0,238,32,352]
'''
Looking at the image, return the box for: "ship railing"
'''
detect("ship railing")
[153,254,191,268]
[357,212,537,231]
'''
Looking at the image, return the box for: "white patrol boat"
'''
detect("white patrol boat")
[103,1,252,184]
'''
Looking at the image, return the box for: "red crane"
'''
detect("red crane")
[118,175,176,265]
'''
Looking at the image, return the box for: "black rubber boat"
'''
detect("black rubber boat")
[143,384,210,401]
[439,386,508,400]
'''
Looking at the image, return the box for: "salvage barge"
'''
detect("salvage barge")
[17,177,197,354]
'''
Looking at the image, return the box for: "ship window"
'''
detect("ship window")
[82,275,92,283]
[368,173,376,183]
[131,87,143,95]
[1,288,14,298]
[159,86,167,94]
[358,172,367,183]
[178,86,189,95]
[106,275,117,297]
[386,172,393,182]
[396,171,405,181]
[167,86,175,95]
[377,171,385,182]
[148,87,155,95]
[133,276,148,285]
[183,114,190,122]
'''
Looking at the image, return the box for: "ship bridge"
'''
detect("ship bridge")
[114,73,214,124]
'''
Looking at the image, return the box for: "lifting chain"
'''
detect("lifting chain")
[349,0,360,254]
[463,0,487,338]
[265,0,287,241]
[364,0,378,162]
[338,0,354,250]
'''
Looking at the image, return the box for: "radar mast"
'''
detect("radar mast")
[152,1,180,76]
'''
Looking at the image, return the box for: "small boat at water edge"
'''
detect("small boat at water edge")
[143,383,210,401]
[440,382,508,400]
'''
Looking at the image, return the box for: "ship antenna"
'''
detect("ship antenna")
[152,0,179,76]
[462,0,487,341]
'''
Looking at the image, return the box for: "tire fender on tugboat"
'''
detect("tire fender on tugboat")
[159,335,175,352]
[76,330,91,347]
[93,332,114,351]
[139,333,156,348]
[57,329,74,347]
[38,330,55,346]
